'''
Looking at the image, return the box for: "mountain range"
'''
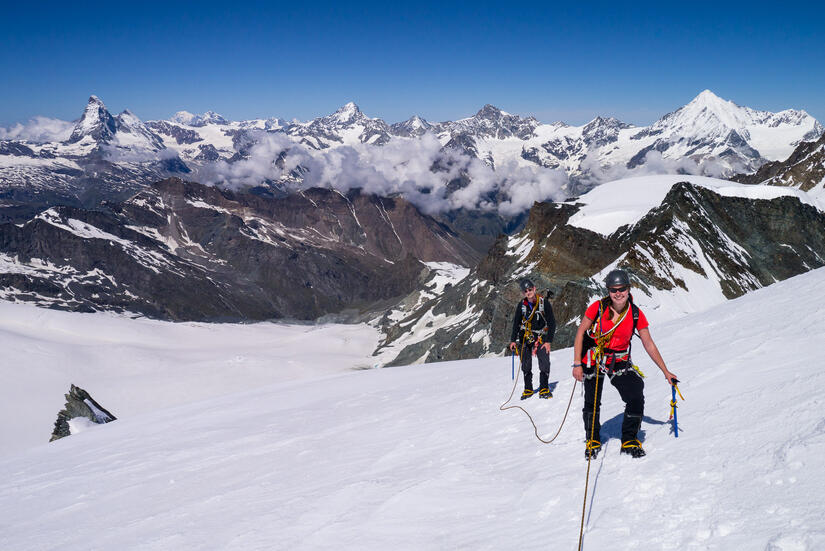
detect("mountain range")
[1,91,821,221]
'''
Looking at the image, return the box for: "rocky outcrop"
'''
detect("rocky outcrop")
[50,385,116,442]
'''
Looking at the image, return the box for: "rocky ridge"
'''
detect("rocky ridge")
[0,178,478,321]
[372,179,825,365]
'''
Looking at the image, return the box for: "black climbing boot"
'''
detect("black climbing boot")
[520,388,534,400]
[538,387,552,399]
[584,440,601,459]
[620,440,646,458]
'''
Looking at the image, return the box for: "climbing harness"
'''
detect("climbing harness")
[519,296,549,346]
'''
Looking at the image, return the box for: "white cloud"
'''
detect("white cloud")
[579,149,729,184]
[195,132,569,215]
[0,117,75,143]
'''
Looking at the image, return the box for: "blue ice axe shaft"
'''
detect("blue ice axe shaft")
[672,385,679,438]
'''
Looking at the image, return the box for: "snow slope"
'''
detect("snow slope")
[2,268,825,550]
[567,174,825,236]
[0,302,378,456]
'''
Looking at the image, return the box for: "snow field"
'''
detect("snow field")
[0,302,378,456]
[2,268,825,549]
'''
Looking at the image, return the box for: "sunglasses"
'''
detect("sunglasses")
[608,286,629,294]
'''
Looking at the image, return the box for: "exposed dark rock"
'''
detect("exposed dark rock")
[0,141,36,156]
[145,121,204,144]
[443,133,478,158]
[50,384,116,442]
[194,143,221,162]
[581,116,633,148]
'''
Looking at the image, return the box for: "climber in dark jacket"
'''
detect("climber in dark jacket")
[509,278,556,400]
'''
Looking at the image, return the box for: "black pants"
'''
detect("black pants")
[582,362,644,443]
[520,343,550,390]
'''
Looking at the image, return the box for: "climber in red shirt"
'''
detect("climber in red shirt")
[572,269,677,459]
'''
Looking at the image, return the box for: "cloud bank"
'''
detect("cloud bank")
[579,149,730,184]
[0,117,74,143]
[194,132,570,216]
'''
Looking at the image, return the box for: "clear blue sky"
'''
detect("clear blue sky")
[1,0,823,127]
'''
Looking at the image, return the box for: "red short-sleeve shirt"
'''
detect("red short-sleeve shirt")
[584,300,649,355]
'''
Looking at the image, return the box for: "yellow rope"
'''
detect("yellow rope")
[577,303,616,551]
[578,300,629,548]
[579,342,602,551]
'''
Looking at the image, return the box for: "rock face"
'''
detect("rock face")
[0,178,479,321]
[374,180,825,365]
[50,384,116,442]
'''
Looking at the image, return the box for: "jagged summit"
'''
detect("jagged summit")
[325,102,366,126]
[446,104,538,141]
[337,101,360,114]
[67,95,117,143]
[583,116,633,130]
[675,89,752,129]
[391,114,433,137]
[474,104,510,119]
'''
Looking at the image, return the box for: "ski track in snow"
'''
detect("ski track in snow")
[2,270,825,549]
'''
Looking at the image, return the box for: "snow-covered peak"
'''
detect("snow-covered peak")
[406,115,427,129]
[170,110,227,127]
[113,110,165,152]
[662,89,754,131]
[474,104,511,119]
[117,109,140,127]
[448,105,538,140]
[171,111,197,125]
[583,115,632,129]
[326,102,366,126]
[200,111,228,125]
[691,89,729,108]
[390,115,434,137]
[67,95,118,144]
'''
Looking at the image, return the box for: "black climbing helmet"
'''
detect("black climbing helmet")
[519,278,535,292]
[604,269,630,289]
